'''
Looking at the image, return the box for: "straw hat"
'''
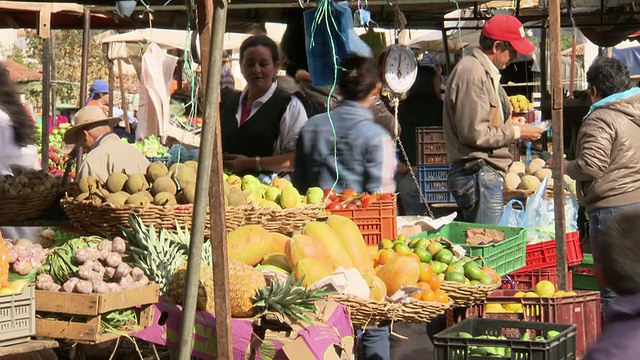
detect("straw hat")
[64,105,120,144]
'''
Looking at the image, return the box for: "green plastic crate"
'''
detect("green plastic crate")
[434,318,577,360]
[572,254,599,290]
[414,222,527,277]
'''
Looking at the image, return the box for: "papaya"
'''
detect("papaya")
[302,222,354,270]
[268,232,290,254]
[325,215,375,275]
[285,234,332,271]
[376,256,420,296]
[294,258,333,288]
[362,274,387,301]
[227,225,271,266]
[260,253,292,273]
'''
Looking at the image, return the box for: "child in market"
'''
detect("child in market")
[585,208,640,359]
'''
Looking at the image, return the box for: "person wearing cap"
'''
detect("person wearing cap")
[64,105,149,182]
[443,15,544,224]
[86,80,110,108]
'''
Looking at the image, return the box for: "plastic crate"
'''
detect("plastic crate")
[415,126,444,142]
[434,318,577,360]
[0,284,35,346]
[518,231,583,272]
[572,254,599,291]
[465,289,601,358]
[328,196,397,246]
[416,222,527,277]
[417,165,454,204]
[502,267,573,291]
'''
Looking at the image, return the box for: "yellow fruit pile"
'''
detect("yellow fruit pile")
[487,281,578,314]
[224,174,323,209]
[509,95,534,112]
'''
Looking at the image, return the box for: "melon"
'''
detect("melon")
[508,161,526,175]
[527,158,546,175]
[504,173,521,191]
[519,175,541,190]
[534,168,552,182]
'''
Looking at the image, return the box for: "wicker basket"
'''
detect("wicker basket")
[60,198,326,237]
[0,187,63,222]
[439,281,502,307]
[329,294,453,325]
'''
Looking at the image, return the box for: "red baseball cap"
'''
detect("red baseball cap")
[481,15,535,55]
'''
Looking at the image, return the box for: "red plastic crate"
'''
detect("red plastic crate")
[328,196,397,246]
[463,290,601,359]
[518,231,583,272]
[501,267,573,291]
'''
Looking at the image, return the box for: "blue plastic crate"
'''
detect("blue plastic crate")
[417,165,454,203]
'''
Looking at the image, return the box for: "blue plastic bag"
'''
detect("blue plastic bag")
[499,199,524,227]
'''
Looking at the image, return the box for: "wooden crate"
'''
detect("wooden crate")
[35,283,159,343]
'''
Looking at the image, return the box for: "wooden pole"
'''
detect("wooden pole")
[569,31,577,98]
[177,0,231,358]
[108,60,114,117]
[76,8,90,171]
[549,0,568,290]
[41,36,51,171]
[117,59,130,133]
[539,22,547,96]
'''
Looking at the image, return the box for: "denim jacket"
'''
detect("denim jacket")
[293,100,397,194]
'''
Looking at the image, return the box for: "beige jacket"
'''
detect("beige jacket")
[567,91,640,212]
[443,48,518,173]
[77,133,150,182]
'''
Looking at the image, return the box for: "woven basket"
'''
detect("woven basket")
[329,294,453,325]
[60,198,326,237]
[439,281,502,307]
[0,187,63,222]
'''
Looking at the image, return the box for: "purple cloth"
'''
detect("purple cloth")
[584,292,640,359]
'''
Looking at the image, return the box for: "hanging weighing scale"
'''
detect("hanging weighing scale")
[378,44,418,96]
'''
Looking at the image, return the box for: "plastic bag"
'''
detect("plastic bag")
[522,176,579,244]
[499,200,525,228]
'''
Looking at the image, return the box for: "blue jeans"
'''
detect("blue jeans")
[361,326,390,360]
[448,164,504,225]
[589,202,640,306]
[397,173,426,216]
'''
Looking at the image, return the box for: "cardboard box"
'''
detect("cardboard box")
[132,299,353,359]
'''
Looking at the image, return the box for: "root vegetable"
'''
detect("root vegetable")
[133,275,149,288]
[87,248,101,262]
[119,275,134,290]
[104,267,116,279]
[99,250,109,262]
[77,264,93,281]
[105,253,122,268]
[50,284,62,292]
[62,277,80,292]
[12,245,29,259]
[107,283,122,293]
[36,274,54,291]
[97,240,112,253]
[8,250,17,263]
[92,262,105,277]
[92,280,109,294]
[74,248,90,264]
[114,263,131,279]
[29,258,42,270]
[112,237,126,254]
[74,280,93,294]
[30,244,43,256]
[130,267,145,281]
[12,259,33,275]
[15,239,32,248]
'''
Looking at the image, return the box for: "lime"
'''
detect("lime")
[378,239,393,250]
[413,238,431,250]
[444,272,466,283]
[458,332,473,339]
[413,248,432,263]
[435,249,454,264]
[445,264,465,274]
[464,263,484,281]
[479,275,495,285]
[393,242,412,256]
[395,234,409,244]
[459,256,474,265]
[470,280,482,286]
[426,241,443,255]
[408,238,421,248]
[534,280,556,297]
[546,331,560,340]
[430,261,447,274]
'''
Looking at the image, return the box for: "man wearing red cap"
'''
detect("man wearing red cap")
[443,14,544,224]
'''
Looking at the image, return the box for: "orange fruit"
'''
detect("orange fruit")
[377,249,396,265]
[419,263,434,282]
[412,292,422,300]
[421,288,435,302]
[434,290,449,303]
[416,281,430,290]
[368,246,380,261]
[427,273,441,292]
[406,253,421,263]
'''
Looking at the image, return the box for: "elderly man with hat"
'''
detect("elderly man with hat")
[64,105,149,182]
[443,15,544,224]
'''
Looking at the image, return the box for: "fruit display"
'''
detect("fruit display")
[484,281,577,315]
[0,166,64,198]
[38,236,149,293]
[509,95,534,113]
[455,329,561,357]
[504,159,576,193]
[322,189,393,210]
[224,174,324,209]
[132,135,170,158]
[72,161,198,206]
[35,122,75,177]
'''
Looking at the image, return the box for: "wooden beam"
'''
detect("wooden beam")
[117,59,130,132]
[549,0,568,290]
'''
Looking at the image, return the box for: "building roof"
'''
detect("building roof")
[4,58,42,83]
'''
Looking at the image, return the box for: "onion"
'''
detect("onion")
[62,277,80,292]
[105,252,122,268]
[112,237,126,254]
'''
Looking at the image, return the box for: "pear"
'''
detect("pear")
[124,173,149,194]
[146,162,169,183]
[151,176,177,196]
[106,172,129,193]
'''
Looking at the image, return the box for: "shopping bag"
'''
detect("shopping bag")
[499,200,524,228]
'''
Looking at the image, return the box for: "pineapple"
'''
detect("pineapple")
[229,259,266,317]
[169,262,215,312]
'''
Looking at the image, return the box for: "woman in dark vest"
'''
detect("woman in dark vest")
[220,35,308,177]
